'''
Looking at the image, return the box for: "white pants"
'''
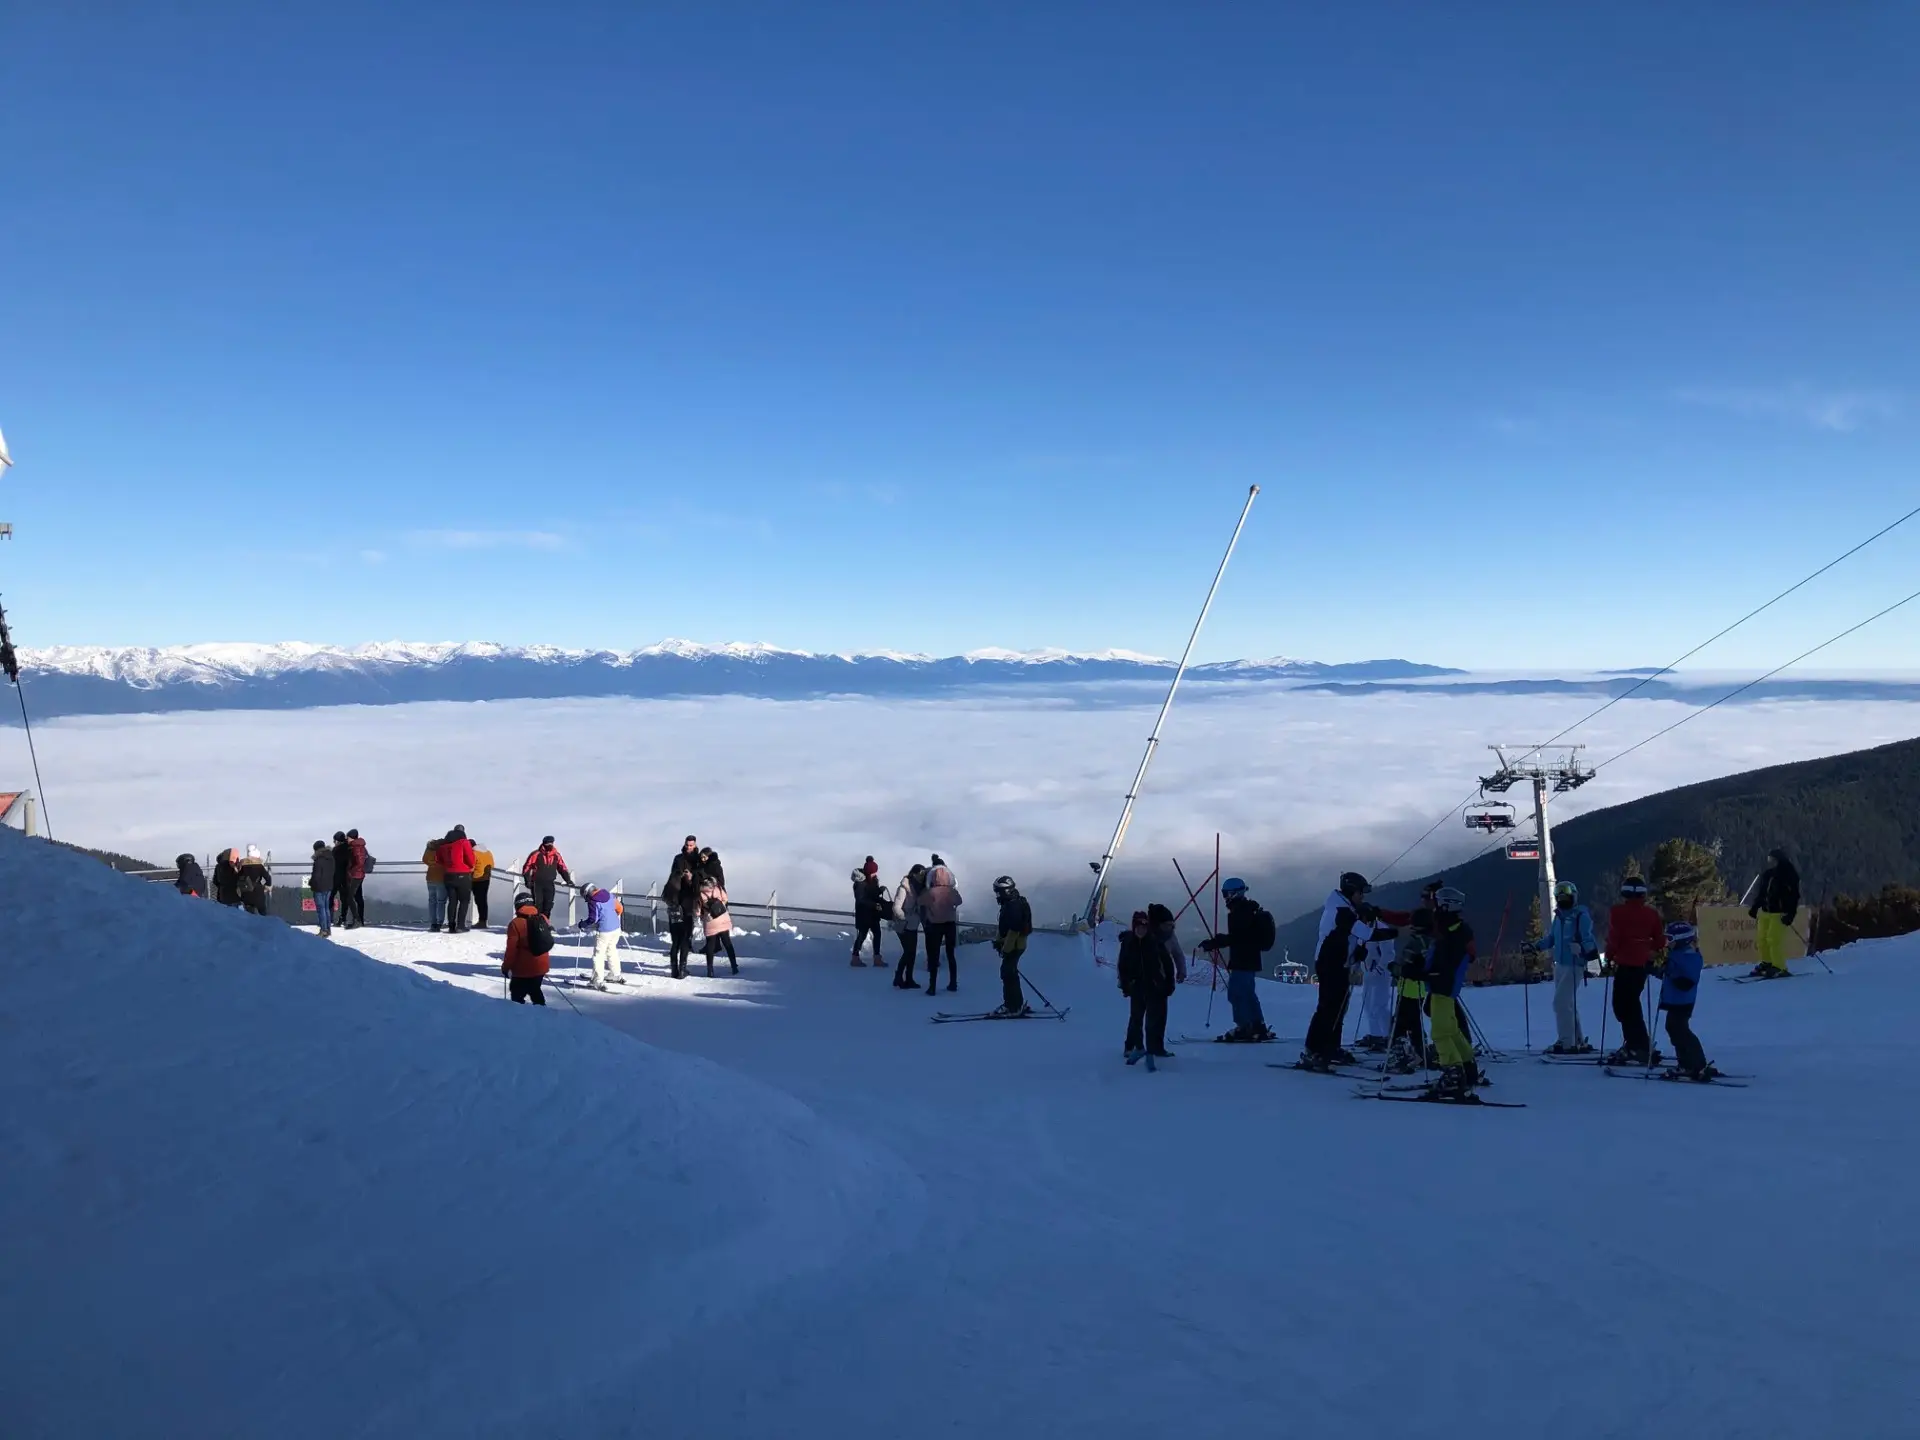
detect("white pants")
[1360,967,1393,1039]
[1553,964,1586,1046]
[592,931,622,983]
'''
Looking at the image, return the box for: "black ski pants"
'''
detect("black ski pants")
[472,878,490,929]
[1126,991,1169,1055]
[704,931,737,973]
[1613,967,1651,1054]
[340,878,365,927]
[444,873,474,933]
[999,952,1023,1012]
[853,919,883,961]
[1306,956,1351,1058]
[1393,993,1426,1054]
[509,976,546,1005]
[668,915,695,977]
[924,921,957,989]
[893,929,920,985]
[1664,1003,1706,1074]
[531,878,557,919]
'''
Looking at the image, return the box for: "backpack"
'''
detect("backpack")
[524,912,555,956]
[363,854,377,874]
[1254,906,1277,952]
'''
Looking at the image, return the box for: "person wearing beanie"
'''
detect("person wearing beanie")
[308,841,337,937]
[520,836,572,919]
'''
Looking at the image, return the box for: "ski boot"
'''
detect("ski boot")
[1295,1050,1336,1073]
[1214,1027,1249,1044]
[1333,1047,1359,1066]
[1749,963,1790,980]
[1433,1065,1471,1098]
[1356,1035,1388,1053]
[1385,1042,1420,1075]
[1248,1024,1277,1042]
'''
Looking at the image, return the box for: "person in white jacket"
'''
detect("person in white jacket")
[1532,880,1599,1053]
[920,855,963,995]
[891,864,926,989]
[1356,911,1398,1050]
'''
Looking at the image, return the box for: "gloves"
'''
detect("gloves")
[1784,907,1798,927]
[1388,959,1405,980]
[1347,963,1364,986]
[1748,906,1760,920]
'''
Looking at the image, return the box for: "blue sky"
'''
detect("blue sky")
[1,2,1915,669]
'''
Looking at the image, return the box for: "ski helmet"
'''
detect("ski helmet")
[992,875,1016,897]
[1620,877,1649,897]
[1554,880,1578,904]
[1665,921,1698,947]
[1221,877,1249,898]
[1434,886,1467,912]
[1339,871,1371,899]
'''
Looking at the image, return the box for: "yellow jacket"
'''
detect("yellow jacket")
[471,848,495,883]
[422,842,445,884]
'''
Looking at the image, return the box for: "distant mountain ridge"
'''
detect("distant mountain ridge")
[11,641,1461,718]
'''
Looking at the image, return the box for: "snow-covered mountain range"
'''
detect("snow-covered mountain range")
[12,640,1458,717]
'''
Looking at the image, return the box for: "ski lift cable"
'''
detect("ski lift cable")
[1373,498,1920,887]
[1593,580,1920,776]
[1509,496,1920,771]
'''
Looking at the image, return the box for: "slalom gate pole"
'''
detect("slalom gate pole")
[1523,962,1531,1052]
[1808,884,1834,974]
[1172,856,1223,1031]
[1080,487,1259,926]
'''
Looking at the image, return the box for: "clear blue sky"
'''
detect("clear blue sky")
[2,3,1915,669]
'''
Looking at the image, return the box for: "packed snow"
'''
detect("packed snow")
[4,824,1916,1436]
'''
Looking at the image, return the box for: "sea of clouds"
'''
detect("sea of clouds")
[14,686,1915,924]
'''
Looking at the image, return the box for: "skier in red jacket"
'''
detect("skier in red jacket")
[521,837,572,919]
[438,825,477,934]
[1605,876,1667,1066]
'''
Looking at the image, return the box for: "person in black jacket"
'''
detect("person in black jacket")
[238,846,274,917]
[1118,909,1177,1060]
[1749,847,1801,978]
[308,841,336,937]
[330,831,354,926]
[993,875,1033,1015]
[174,853,207,899]
[850,867,885,968]
[661,852,698,980]
[212,848,244,907]
[1195,878,1277,1042]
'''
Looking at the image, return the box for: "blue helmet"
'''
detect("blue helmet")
[1221,877,1249,898]
[1665,921,1698,947]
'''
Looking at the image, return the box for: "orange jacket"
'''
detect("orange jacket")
[502,904,550,978]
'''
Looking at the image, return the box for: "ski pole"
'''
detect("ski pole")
[1019,969,1062,1015]
[1597,968,1612,1062]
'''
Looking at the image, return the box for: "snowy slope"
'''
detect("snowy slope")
[8,828,1918,1437]
[0,829,916,1437]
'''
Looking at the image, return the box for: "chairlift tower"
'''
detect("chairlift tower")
[1479,745,1595,933]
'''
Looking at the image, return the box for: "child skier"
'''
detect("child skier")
[1533,880,1598,1054]
[1195,877,1277,1042]
[1658,921,1719,1081]
[1425,887,1482,1094]
[1355,906,1400,1051]
[1605,876,1666,1066]
[992,875,1034,1016]
[582,885,624,990]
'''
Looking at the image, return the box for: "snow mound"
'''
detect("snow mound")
[0,829,917,1437]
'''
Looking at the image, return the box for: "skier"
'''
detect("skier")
[850,866,886,967]
[342,829,371,928]
[174,853,206,899]
[521,836,573,919]
[438,825,476,934]
[1533,880,1598,1054]
[1604,876,1666,1066]
[1658,920,1718,1080]
[662,851,698,980]
[1748,847,1801,978]
[1118,909,1177,1062]
[582,884,624,990]
[470,839,495,930]
[308,840,336,938]
[921,855,962,995]
[1355,905,1401,1051]
[422,836,448,931]
[1300,871,1372,1070]
[1195,877,1277,1042]
[992,875,1033,1016]
[238,846,274,917]
[1146,903,1187,983]
[891,864,926,988]
[699,868,738,976]
[1424,886,1481,1094]
[501,891,553,1005]
[212,848,244,907]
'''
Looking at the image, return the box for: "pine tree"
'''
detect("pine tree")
[1649,838,1725,922]
[1623,854,1644,880]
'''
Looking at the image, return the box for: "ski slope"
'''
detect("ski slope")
[5,827,1917,1437]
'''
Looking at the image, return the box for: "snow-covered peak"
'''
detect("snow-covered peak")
[960,646,1174,665]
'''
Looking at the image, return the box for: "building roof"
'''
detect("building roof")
[0,793,21,821]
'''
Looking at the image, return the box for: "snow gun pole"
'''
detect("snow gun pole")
[1808,883,1834,974]
[1081,486,1259,927]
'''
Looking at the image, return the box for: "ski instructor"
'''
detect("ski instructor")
[1300,871,1371,1070]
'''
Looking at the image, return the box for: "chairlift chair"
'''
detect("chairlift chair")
[1464,799,1517,832]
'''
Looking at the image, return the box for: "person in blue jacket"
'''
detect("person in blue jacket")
[581,884,625,991]
[1532,880,1598,1054]
[1658,920,1718,1081]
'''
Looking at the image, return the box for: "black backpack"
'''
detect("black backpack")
[524,912,555,956]
[1254,906,1277,952]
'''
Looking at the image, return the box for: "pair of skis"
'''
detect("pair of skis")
[929,1006,1070,1025]
[1601,1066,1750,1087]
